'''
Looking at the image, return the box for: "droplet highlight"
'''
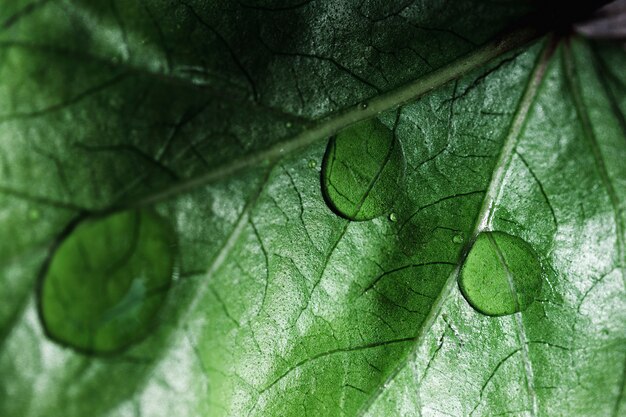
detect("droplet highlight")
[39,209,177,354]
[389,213,398,222]
[321,118,405,221]
[458,231,543,316]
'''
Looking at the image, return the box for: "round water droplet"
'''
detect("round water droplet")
[29,208,41,220]
[458,231,543,316]
[286,121,293,128]
[389,213,398,222]
[39,209,177,355]
[308,159,317,169]
[360,102,368,110]
[453,234,464,244]
[321,118,405,221]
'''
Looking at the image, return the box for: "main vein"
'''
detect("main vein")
[123,26,543,210]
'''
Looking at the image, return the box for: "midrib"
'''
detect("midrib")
[121,25,544,210]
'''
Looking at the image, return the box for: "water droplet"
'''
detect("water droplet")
[389,213,397,222]
[458,231,543,316]
[452,234,464,244]
[286,121,293,128]
[321,118,405,221]
[109,96,122,108]
[29,208,40,220]
[39,209,177,354]
[308,159,317,169]
[360,102,368,110]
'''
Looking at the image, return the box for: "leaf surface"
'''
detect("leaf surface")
[0,1,624,416]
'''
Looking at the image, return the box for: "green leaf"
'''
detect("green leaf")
[0,1,624,417]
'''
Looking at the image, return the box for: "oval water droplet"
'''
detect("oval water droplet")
[453,234,464,244]
[458,231,543,316]
[360,102,368,110]
[39,209,177,354]
[389,213,398,222]
[29,208,40,220]
[321,118,405,221]
[308,159,317,169]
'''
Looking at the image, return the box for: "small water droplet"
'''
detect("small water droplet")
[308,159,317,169]
[453,234,464,244]
[360,102,368,110]
[321,117,405,221]
[458,231,543,316]
[286,121,293,128]
[389,213,397,222]
[39,209,177,354]
[29,208,40,220]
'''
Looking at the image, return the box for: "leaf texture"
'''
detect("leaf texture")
[0,1,624,416]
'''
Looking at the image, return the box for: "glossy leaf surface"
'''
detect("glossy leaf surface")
[0,1,624,417]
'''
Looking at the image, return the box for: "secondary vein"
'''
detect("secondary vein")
[563,41,626,417]
[356,36,555,417]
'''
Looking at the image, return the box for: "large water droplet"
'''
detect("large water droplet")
[39,209,177,355]
[458,231,543,316]
[321,118,405,221]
